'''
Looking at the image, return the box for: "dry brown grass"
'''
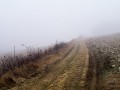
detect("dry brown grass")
[0,41,73,90]
[98,72,120,90]
[9,40,90,90]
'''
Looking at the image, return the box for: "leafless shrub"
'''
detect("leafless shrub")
[0,42,66,76]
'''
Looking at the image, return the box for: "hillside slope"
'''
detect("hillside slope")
[9,39,90,90]
[1,34,120,90]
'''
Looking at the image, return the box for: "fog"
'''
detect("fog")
[0,0,120,54]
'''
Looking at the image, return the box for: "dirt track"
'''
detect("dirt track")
[10,39,97,90]
[86,48,97,90]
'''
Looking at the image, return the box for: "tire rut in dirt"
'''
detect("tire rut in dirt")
[86,49,97,90]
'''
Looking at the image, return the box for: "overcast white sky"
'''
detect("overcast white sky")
[0,0,120,54]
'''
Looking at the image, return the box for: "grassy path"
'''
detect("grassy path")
[47,40,89,90]
[10,39,89,90]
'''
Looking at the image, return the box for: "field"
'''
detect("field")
[0,33,120,90]
[87,33,120,90]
